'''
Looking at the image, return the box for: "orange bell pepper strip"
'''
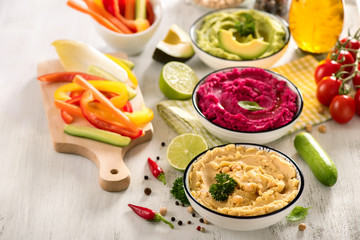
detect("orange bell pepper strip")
[83,0,132,34]
[124,105,154,127]
[61,110,75,124]
[74,75,142,138]
[67,0,123,33]
[80,90,142,139]
[54,100,83,117]
[124,0,135,20]
[37,72,106,83]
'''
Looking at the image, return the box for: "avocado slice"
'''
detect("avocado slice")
[218,29,270,60]
[153,24,195,64]
[64,124,131,147]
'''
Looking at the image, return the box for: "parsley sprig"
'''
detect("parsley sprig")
[235,13,256,37]
[170,177,190,205]
[209,173,237,201]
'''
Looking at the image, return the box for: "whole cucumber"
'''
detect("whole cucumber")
[294,132,337,186]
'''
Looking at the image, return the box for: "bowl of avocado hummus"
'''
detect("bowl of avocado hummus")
[189,8,290,69]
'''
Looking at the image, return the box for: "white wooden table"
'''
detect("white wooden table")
[0,0,359,239]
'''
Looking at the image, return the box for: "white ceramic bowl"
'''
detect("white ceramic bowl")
[192,67,303,144]
[189,8,290,69]
[93,0,162,55]
[183,143,305,231]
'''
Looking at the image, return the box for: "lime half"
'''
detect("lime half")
[159,61,198,100]
[166,133,208,171]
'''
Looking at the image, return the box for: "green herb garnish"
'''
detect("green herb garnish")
[235,13,256,37]
[286,206,312,222]
[238,101,265,111]
[209,173,237,201]
[170,177,190,205]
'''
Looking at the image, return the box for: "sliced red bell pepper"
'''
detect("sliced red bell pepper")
[74,76,142,138]
[121,101,133,113]
[61,110,74,124]
[146,0,155,25]
[80,90,142,139]
[37,72,106,83]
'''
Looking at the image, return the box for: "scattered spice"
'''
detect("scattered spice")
[199,218,204,223]
[298,223,307,231]
[128,204,174,229]
[178,220,183,225]
[200,227,206,232]
[156,156,160,160]
[175,201,180,206]
[161,142,166,147]
[203,219,209,224]
[318,106,325,115]
[192,213,196,217]
[171,217,176,222]
[159,207,167,216]
[187,220,192,224]
[196,226,201,231]
[148,157,166,185]
[144,175,149,180]
[144,187,152,195]
[318,125,327,133]
[187,206,194,214]
[305,124,313,133]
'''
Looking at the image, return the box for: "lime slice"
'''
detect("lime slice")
[166,133,208,171]
[159,61,198,100]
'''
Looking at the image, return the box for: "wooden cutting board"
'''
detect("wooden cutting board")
[37,53,153,192]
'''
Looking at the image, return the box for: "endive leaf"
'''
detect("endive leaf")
[52,39,128,83]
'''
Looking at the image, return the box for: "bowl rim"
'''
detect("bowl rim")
[93,0,163,37]
[183,143,305,219]
[189,7,290,62]
[191,66,304,134]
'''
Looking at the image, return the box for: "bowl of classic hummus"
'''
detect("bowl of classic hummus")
[184,143,304,231]
[192,67,303,144]
[189,8,290,69]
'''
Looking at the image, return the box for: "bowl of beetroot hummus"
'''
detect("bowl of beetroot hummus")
[192,67,303,144]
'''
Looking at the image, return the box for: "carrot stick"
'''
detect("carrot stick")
[67,0,122,33]
[114,0,137,32]
[83,0,132,34]
[73,75,139,133]
[124,0,135,20]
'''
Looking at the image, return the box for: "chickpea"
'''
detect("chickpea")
[221,167,230,174]
[298,223,306,231]
[159,207,167,216]
[187,206,195,214]
[318,125,327,133]
[305,124,313,132]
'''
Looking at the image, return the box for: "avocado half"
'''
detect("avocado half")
[218,29,270,60]
[153,24,195,64]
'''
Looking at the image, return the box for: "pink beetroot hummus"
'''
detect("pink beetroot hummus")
[196,68,298,132]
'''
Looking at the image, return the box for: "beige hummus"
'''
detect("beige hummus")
[189,144,299,216]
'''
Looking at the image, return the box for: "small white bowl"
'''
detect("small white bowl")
[183,143,304,231]
[192,67,303,144]
[189,8,290,69]
[93,0,163,55]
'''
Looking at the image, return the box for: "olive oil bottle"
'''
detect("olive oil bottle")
[289,0,344,54]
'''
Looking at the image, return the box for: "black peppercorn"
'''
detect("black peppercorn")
[156,156,160,160]
[171,217,175,222]
[144,187,151,195]
[178,221,183,225]
[144,175,149,180]
[187,220,191,224]
[161,142,166,147]
[192,213,196,217]
[199,218,204,223]
[175,201,179,206]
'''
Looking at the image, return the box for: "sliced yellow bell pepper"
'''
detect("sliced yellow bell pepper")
[105,54,138,87]
[54,80,128,108]
[125,105,154,127]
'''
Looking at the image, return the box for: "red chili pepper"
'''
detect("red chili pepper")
[148,157,166,185]
[128,204,174,229]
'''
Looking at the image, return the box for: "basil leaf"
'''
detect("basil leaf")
[286,206,312,222]
[238,101,265,111]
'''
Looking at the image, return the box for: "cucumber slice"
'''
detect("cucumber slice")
[294,132,337,186]
[64,125,131,147]
[135,0,147,19]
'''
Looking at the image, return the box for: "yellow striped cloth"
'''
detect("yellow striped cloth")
[157,55,331,147]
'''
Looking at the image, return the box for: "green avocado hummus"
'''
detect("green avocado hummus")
[196,9,287,60]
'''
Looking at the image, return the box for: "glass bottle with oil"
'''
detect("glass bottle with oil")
[289,0,344,54]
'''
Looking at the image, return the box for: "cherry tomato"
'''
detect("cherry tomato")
[355,89,360,116]
[340,37,360,60]
[314,59,341,84]
[329,50,355,76]
[353,73,360,91]
[316,76,342,106]
[329,95,355,124]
